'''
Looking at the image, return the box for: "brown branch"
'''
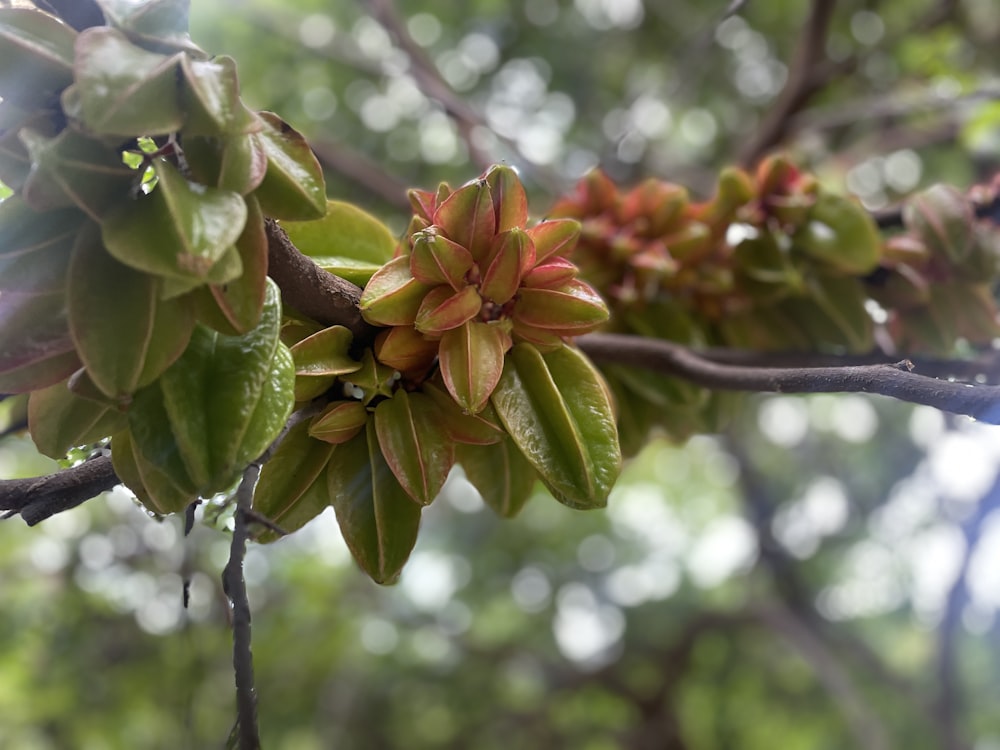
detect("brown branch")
[265,219,380,346]
[0,454,118,525]
[739,0,839,166]
[577,333,1000,423]
[223,463,263,750]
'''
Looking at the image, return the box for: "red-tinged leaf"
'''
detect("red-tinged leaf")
[480,228,533,304]
[289,325,358,376]
[66,27,185,136]
[252,111,326,221]
[513,279,609,333]
[433,179,496,260]
[359,255,433,326]
[521,257,578,289]
[252,419,337,542]
[422,381,503,445]
[904,184,974,265]
[409,230,474,290]
[327,422,423,584]
[0,291,78,394]
[484,164,528,233]
[414,285,481,336]
[457,436,537,518]
[290,324,359,401]
[28,379,126,459]
[490,343,620,510]
[527,219,581,263]
[439,320,508,414]
[408,187,440,222]
[375,390,454,505]
[310,400,368,445]
[374,326,439,375]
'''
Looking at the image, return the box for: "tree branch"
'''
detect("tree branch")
[739,0,839,166]
[0,454,118,525]
[576,333,1000,423]
[265,219,380,346]
[223,463,263,750]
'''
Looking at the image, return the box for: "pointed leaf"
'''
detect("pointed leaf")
[359,255,433,326]
[484,164,528,233]
[327,422,422,584]
[414,285,481,336]
[0,291,78,394]
[0,9,75,107]
[69,226,194,398]
[422,381,503,445]
[521,257,578,289]
[433,179,495,260]
[28,379,126,459]
[409,230,474,290]
[184,132,268,195]
[112,428,194,516]
[252,419,336,543]
[374,391,454,505]
[513,279,609,333]
[527,219,581,264]
[480,228,533,304]
[0,196,82,294]
[204,195,269,334]
[101,158,247,283]
[439,320,509,414]
[310,400,369,445]
[68,27,185,136]
[290,325,359,376]
[374,326,439,375]
[180,55,258,136]
[490,343,620,509]
[252,111,326,221]
[21,127,136,220]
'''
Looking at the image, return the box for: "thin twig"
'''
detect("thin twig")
[223,463,263,750]
[577,333,1000,423]
[310,139,411,211]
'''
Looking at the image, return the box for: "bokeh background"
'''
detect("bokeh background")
[2,1,1000,747]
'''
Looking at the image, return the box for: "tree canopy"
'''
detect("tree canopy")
[1,0,1000,748]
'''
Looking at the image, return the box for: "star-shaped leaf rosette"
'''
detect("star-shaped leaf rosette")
[251,165,621,584]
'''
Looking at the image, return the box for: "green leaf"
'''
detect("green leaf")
[0,9,75,107]
[327,421,422,584]
[201,196,269,334]
[252,111,326,221]
[68,225,194,399]
[359,255,432,326]
[20,127,136,221]
[112,428,195,516]
[96,0,202,54]
[374,391,454,505]
[252,418,336,543]
[28,379,126,459]
[0,196,82,294]
[66,27,185,136]
[457,436,536,518]
[101,158,247,285]
[491,343,620,510]
[796,193,881,274]
[183,132,268,195]
[130,280,295,497]
[180,55,258,136]
[0,291,79,394]
[309,400,368,444]
[283,200,396,286]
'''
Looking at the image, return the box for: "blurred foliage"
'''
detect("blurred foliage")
[2,0,1000,748]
